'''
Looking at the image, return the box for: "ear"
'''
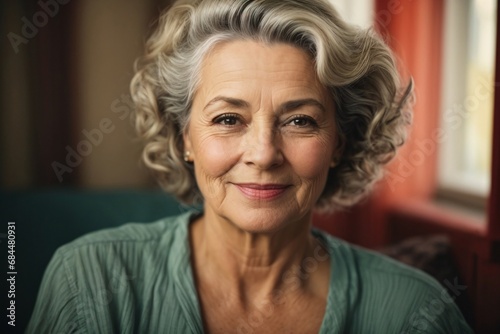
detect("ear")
[182,128,195,162]
[330,136,345,167]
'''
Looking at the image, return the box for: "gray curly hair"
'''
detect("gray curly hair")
[130,0,412,211]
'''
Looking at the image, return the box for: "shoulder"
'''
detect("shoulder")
[63,210,195,249]
[26,210,200,333]
[316,229,446,292]
[55,210,197,261]
[314,229,473,333]
[49,210,200,285]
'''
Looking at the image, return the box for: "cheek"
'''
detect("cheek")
[286,138,334,180]
[193,135,240,178]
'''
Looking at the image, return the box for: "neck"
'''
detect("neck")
[189,208,330,308]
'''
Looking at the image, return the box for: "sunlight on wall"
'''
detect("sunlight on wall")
[329,0,374,28]
[439,0,496,197]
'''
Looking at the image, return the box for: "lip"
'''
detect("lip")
[233,183,291,200]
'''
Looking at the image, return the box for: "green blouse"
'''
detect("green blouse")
[27,210,472,333]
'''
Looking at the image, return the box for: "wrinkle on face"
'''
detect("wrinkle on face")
[184,40,337,236]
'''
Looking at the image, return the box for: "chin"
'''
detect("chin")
[222,206,310,234]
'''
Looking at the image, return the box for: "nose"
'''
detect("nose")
[242,121,284,170]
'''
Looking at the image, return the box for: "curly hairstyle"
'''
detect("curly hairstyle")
[130,0,412,211]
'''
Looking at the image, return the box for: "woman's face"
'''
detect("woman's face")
[184,40,337,233]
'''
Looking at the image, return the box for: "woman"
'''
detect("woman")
[28,0,472,333]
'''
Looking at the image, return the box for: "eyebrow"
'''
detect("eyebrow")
[203,96,326,113]
[280,98,326,114]
[203,96,250,111]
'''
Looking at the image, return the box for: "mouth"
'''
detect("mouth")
[233,183,291,200]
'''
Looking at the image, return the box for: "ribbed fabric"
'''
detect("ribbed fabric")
[27,210,472,333]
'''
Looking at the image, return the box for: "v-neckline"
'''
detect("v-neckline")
[174,210,352,333]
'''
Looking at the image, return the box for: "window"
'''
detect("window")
[438,0,497,202]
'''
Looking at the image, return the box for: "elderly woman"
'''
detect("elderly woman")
[28,0,472,333]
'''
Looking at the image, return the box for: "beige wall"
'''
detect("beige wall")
[76,0,156,188]
[1,1,166,189]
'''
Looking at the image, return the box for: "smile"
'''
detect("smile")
[233,183,291,200]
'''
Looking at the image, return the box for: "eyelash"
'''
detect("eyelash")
[212,113,241,126]
[285,115,318,128]
[211,113,319,128]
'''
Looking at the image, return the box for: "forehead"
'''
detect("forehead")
[203,40,315,72]
[197,40,328,100]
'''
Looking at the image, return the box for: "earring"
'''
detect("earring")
[184,151,191,162]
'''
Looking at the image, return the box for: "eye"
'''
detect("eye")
[285,115,318,128]
[213,113,241,126]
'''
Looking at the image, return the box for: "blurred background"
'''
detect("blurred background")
[1,0,171,189]
[1,0,499,333]
[0,0,495,203]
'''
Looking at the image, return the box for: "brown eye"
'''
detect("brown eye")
[286,116,317,128]
[291,118,309,126]
[213,114,240,126]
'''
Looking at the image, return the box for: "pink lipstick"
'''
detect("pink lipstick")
[234,183,290,200]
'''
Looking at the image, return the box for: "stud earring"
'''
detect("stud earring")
[184,151,191,162]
